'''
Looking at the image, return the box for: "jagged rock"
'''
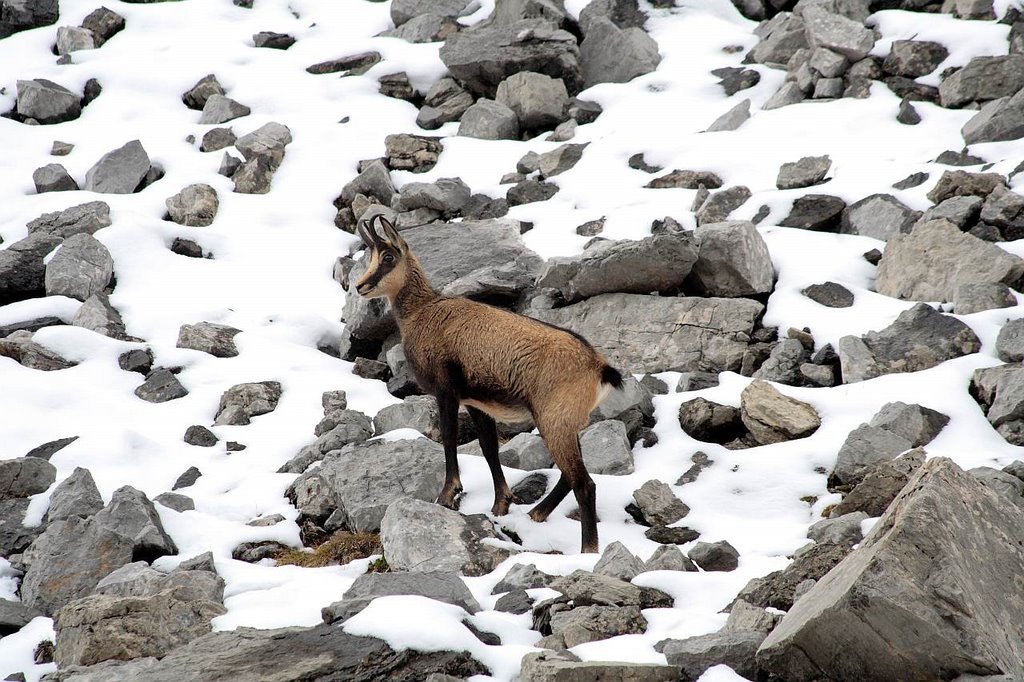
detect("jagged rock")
[306,51,381,75]
[494,589,532,614]
[520,651,679,682]
[751,13,808,65]
[801,6,873,60]
[875,220,1024,302]
[706,98,751,132]
[0,331,76,371]
[536,233,697,304]
[534,293,762,374]
[724,600,781,635]
[883,40,948,78]
[184,425,218,447]
[44,234,113,302]
[803,282,854,308]
[495,433,553,471]
[927,170,1005,204]
[808,511,868,546]
[16,79,80,124]
[579,420,634,475]
[71,293,125,338]
[713,66,760,96]
[119,348,153,373]
[83,140,151,194]
[439,19,582,97]
[383,13,458,44]
[632,480,688,527]
[172,467,201,490]
[954,282,1016,314]
[776,155,831,190]
[780,194,846,231]
[176,322,241,357]
[213,381,281,426]
[757,459,1024,681]
[840,194,919,241]
[166,184,219,227]
[896,97,921,125]
[579,16,661,88]
[550,604,648,647]
[0,457,56,500]
[0,233,62,303]
[253,31,294,49]
[0,498,39,557]
[645,544,697,572]
[740,380,820,445]
[535,143,586,179]
[393,178,471,215]
[135,369,187,403]
[661,631,764,681]
[694,186,751,225]
[0,0,58,39]
[763,81,806,109]
[182,74,224,110]
[493,563,556,594]
[753,338,811,385]
[837,303,981,383]
[380,497,509,576]
[42,624,486,681]
[870,401,949,447]
[833,425,912,486]
[278,410,373,474]
[95,486,177,560]
[678,398,744,444]
[322,571,479,624]
[56,25,94,54]
[962,88,1024,144]
[33,163,78,193]
[390,0,471,26]
[384,133,443,172]
[939,55,1024,108]
[27,202,111,239]
[980,184,1024,236]
[46,467,103,522]
[288,437,443,533]
[645,169,722,189]
[416,78,473,128]
[0,599,41,636]
[200,127,235,152]
[154,493,194,513]
[54,565,225,667]
[997,318,1024,363]
[338,159,396,208]
[550,569,672,609]
[0,316,62,338]
[593,541,645,581]
[457,98,520,140]
[737,541,852,611]
[688,540,740,572]
[373,395,473,444]
[506,178,558,205]
[969,467,1024,511]
[495,71,568,132]
[687,220,774,297]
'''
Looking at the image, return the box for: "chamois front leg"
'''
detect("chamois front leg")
[466,406,514,516]
[435,392,463,510]
[528,473,570,523]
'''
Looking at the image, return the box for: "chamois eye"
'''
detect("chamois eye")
[382,253,395,264]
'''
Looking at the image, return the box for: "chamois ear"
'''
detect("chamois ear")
[373,214,407,251]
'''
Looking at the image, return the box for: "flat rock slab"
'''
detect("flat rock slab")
[533,293,763,374]
[758,458,1024,681]
[323,570,479,624]
[521,650,679,682]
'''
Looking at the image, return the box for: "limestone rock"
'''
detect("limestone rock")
[740,380,821,444]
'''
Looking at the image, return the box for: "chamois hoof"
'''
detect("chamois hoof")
[581,541,599,554]
[491,497,512,517]
[527,507,551,523]
[436,488,463,511]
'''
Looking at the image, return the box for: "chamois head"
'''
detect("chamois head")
[354,215,410,300]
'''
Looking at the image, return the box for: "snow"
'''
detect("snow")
[1,0,1024,679]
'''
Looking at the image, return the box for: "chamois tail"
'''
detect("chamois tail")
[600,364,624,390]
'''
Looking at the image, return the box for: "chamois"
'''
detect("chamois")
[353,215,622,553]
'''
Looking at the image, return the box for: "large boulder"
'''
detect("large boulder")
[16,78,80,124]
[44,233,114,301]
[0,0,59,38]
[288,437,444,534]
[962,88,1024,144]
[579,17,661,88]
[380,497,510,576]
[322,571,479,624]
[836,303,981,383]
[439,19,582,97]
[535,234,697,304]
[521,651,678,682]
[533,293,763,374]
[839,194,919,241]
[0,456,56,500]
[27,202,111,239]
[875,219,1024,302]
[740,380,820,445]
[939,55,1024,108]
[687,220,774,297]
[83,140,152,194]
[757,458,1024,681]
[495,71,569,132]
[213,381,281,425]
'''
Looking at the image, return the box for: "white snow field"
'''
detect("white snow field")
[1,0,1023,679]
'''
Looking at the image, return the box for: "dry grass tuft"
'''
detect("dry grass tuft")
[274,531,382,568]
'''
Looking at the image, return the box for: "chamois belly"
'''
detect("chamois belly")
[461,398,532,424]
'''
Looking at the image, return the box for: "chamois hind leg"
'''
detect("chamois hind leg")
[466,406,514,516]
[528,474,570,523]
[535,411,599,554]
[435,392,463,509]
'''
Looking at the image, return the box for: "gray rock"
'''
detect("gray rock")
[384,133,443,172]
[688,220,774,297]
[0,498,38,557]
[135,369,187,403]
[808,511,868,545]
[678,397,745,445]
[751,13,808,65]
[0,599,41,636]
[840,194,919,241]
[416,77,473,128]
[519,650,679,682]
[0,0,58,39]
[496,433,553,471]
[724,600,780,635]
[218,152,242,178]
[579,17,661,88]
[176,322,241,358]
[507,178,559,205]
[920,195,982,228]
[926,170,1005,204]
[439,19,582,97]
[580,420,634,475]
[0,330,76,371]
[593,541,645,581]
[809,47,848,77]
[737,541,852,612]
[166,184,219,227]
[44,234,113,301]
[493,563,556,594]
[753,337,811,385]
[154,492,194,513]
[645,169,722,189]
[279,410,373,474]
[757,459,1024,681]
[338,159,396,208]
[380,497,509,576]
[688,540,740,572]
[956,0,995,18]
[16,79,81,124]
[200,127,235,152]
[705,98,751,132]
[954,282,1016,314]
[645,544,697,572]
[383,13,458,44]
[0,233,62,302]
[695,186,752,226]
[83,140,151,194]
[494,589,532,615]
[71,294,125,339]
[252,31,294,49]
[393,178,471,214]
[776,155,831,190]
[372,395,474,443]
[632,480,688,527]
[980,184,1024,232]
[232,156,275,194]
[323,570,479,625]
[33,164,78,193]
[534,293,763,374]
[939,55,1024,108]
[962,89,1024,144]
[883,40,948,78]
[182,74,224,110]
[550,604,647,647]
[54,568,225,667]
[762,81,807,110]
[457,98,520,140]
[47,468,103,522]
[536,143,586,179]
[27,202,111,240]
[495,71,568,131]
[780,193,846,230]
[390,0,471,26]
[536,233,697,304]
[0,457,55,500]
[740,380,821,445]
[234,122,292,167]
[56,25,94,54]
[802,6,874,61]
[197,95,250,124]
[876,220,1024,302]
[661,631,764,681]
[95,486,177,560]
[833,424,914,486]
[869,401,949,447]
[970,467,1024,511]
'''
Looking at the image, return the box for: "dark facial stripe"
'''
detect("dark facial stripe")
[360,256,395,290]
